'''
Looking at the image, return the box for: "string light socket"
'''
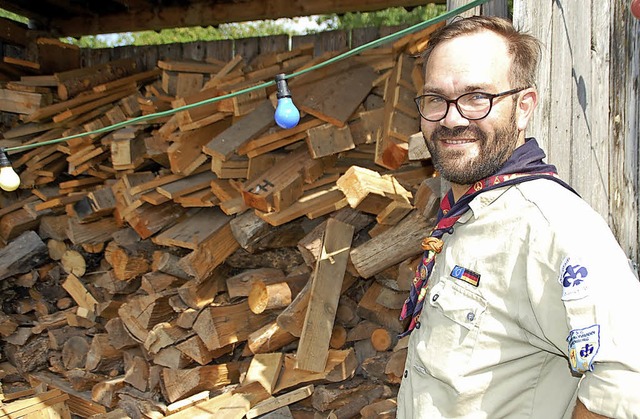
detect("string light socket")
[0,147,21,192]
[274,73,300,129]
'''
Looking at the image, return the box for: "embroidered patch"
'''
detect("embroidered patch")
[450,265,481,287]
[567,324,600,373]
[558,256,590,301]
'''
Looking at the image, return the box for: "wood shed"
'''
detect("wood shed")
[0,0,637,417]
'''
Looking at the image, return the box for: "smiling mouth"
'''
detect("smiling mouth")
[441,138,476,145]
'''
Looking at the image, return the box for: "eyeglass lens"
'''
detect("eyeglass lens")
[417,92,492,122]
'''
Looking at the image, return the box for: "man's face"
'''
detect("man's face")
[421,30,523,186]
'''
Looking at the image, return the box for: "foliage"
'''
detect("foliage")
[0,8,29,24]
[60,5,448,48]
[316,4,446,31]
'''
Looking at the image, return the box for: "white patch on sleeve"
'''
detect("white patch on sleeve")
[558,256,590,301]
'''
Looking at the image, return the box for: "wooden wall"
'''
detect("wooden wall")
[79,25,408,69]
[514,0,640,263]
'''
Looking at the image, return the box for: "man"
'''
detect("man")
[397,16,640,418]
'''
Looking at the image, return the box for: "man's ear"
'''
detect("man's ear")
[516,88,538,131]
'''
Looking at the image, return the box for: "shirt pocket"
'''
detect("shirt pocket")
[415,279,488,382]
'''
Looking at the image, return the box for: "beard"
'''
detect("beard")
[424,107,519,185]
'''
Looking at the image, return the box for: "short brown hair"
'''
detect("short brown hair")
[422,16,541,88]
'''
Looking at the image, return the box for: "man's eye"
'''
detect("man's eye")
[426,96,445,104]
[469,93,489,101]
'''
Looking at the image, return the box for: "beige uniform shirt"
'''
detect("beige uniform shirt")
[397,179,640,418]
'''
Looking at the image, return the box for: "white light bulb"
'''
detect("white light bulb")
[0,166,20,191]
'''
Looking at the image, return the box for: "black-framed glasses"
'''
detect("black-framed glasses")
[414,87,528,122]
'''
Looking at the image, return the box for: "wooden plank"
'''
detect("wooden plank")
[245,385,314,419]
[255,184,345,227]
[0,88,50,114]
[177,213,240,281]
[156,171,217,200]
[202,100,275,161]
[62,273,99,317]
[55,58,138,100]
[30,371,107,416]
[296,219,354,372]
[298,63,377,127]
[0,389,69,419]
[237,117,322,155]
[0,231,48,281]
[242,147,321,213]
[167,119,231,175]
[305,123,355,158]
[93,68,161,93]
[52,86,137,123]
[158,59,223,73]
[152,207,230,250]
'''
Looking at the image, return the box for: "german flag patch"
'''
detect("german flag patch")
[450,265,481,287]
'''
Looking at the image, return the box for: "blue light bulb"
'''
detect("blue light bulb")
[274,73,300,129]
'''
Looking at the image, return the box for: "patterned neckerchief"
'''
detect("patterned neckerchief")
[399,138,577,336]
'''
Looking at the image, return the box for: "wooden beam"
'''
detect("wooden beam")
[47,0,442,37]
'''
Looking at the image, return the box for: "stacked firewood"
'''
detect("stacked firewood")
[0,23,444,419]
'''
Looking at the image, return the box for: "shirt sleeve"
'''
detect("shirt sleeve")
[543,213,640,417]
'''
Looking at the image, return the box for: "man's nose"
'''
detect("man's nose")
[440,103,470,129]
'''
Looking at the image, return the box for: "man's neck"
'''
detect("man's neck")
[451,183,470,203]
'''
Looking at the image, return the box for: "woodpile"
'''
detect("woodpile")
[0,23,444,419]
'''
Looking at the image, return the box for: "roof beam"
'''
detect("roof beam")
[50,0,445,37]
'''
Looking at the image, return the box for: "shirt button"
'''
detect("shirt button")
[415,321,421,329]
[432,293,439,302]
[466,312,475,322]
[404,370,408,378]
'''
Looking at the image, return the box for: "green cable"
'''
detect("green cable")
[4,0,489,154]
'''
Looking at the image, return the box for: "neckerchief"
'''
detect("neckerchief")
[399,138,577,336]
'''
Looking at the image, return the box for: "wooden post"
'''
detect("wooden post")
[447,0,508,18]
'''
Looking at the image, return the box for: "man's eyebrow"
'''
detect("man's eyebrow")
[421,84,494,96]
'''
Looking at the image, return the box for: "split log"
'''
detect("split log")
[357,282,405,333]
[192,301,273,351]
[103,241,150,281]
[176,336,234,365]
[243,352,284,394]
[161,361,246,403]
[225,267,286,299]
[104,317,138,350]
[177,265,229,309]
[360,398,397,419]
[371,327,398,352]
[177,210,239,281]
[245,321,297,355]
[274,348,357,393]
[85,334,124,374]
[0,230,48,281]
[247,274,308,314]
[118,291,177,343]
[61,335,90,369]
[91,376,126,408]
[350,209,435,279]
